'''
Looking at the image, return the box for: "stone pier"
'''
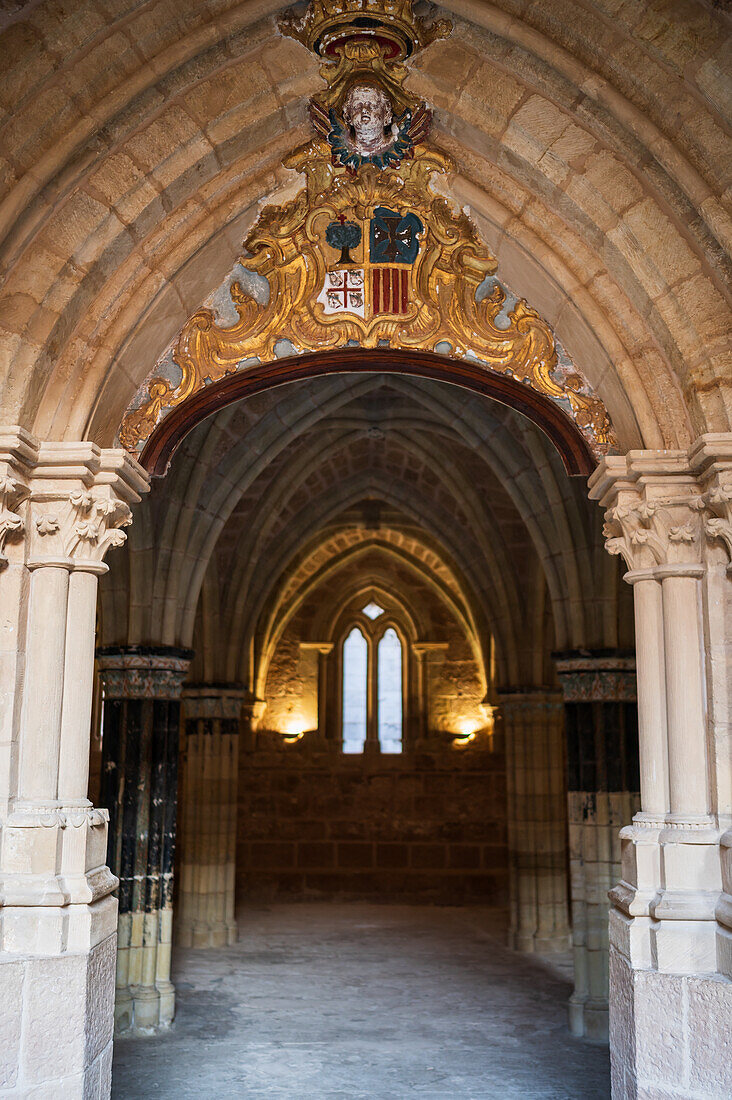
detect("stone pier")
[176,684,245,949]
[500,691,571,955]
[0,432,148,1095]
[97,645,192,1036]
[555,652,640,1041]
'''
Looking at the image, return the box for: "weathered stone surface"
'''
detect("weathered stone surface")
[687,974,732,1094]
[633,969,686,1088]
[84,934,117,1066]
[0,959,24,1089]
[20,953,89,1083]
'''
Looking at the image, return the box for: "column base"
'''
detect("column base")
[114,981,176,1037]
[610,943,732,1099]
[509,929,572,954]
[568,993,609,1042]
[176,919,238,949]
[0,919,116,1096]
[114,907,176,1036]
[612,819,722,974]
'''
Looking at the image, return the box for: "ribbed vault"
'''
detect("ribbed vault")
[100,373,635,692]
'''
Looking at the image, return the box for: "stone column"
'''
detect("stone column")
[500,691,571,955]
[97,645,192,1036]
[299,642,333,747]
[241,693,266,753]
[412,642,448,746]
[0,431,148,1097]
[590,441,732,1098]
[412,645,429,743]
[554,653,640,1041]
[177,684,245,948]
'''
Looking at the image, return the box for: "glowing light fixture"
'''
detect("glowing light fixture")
[451,718,482,747]
[453,733,475,746]
[281,717,308,743]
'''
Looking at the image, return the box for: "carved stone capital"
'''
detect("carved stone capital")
[27,442,148,570]
[0,431,150,571]
[182,683,248,720]
[697,457,732,568]
[591,438,732,574]
[590,451,708,572]
[29,491,131,570]
[497,689,565,717]
[97,645,194,700]
[0,470,27,564]
[553,651,637,702]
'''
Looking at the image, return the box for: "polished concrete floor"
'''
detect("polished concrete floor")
[112,903,610,1099]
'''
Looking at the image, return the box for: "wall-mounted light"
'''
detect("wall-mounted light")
[280,717,308,744]
[451,718,482,747]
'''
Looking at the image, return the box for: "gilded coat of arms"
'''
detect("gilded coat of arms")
[317,206,422,321]
[119,0,616,459]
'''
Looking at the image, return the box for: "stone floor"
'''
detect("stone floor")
[112,903,610,1099]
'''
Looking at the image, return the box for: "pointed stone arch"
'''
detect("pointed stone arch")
[132,346,601,477]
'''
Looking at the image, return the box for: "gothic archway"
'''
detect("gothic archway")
[136,347,598,477]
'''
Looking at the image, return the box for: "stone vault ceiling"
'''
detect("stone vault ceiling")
[100,374,634,690]
[0,0,729,452]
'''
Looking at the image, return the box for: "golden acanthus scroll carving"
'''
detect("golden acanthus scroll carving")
[119,0,616,457]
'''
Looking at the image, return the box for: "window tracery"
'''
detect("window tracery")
[339,603,406,754]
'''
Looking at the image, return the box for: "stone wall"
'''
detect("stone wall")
[236,742,508,905]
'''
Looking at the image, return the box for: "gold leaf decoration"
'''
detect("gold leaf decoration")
[119,0,617,456]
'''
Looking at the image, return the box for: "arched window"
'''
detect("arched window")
[340,606,404,754]
[342,626,368,754]
[377,628,402,753]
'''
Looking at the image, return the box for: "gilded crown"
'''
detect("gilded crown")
[279,0,450,61]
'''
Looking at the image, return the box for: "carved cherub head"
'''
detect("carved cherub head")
[341,83,395,155]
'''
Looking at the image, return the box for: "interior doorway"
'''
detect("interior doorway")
[94,369,638,1097]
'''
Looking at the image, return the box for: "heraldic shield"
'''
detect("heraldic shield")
[317,206,424,321]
